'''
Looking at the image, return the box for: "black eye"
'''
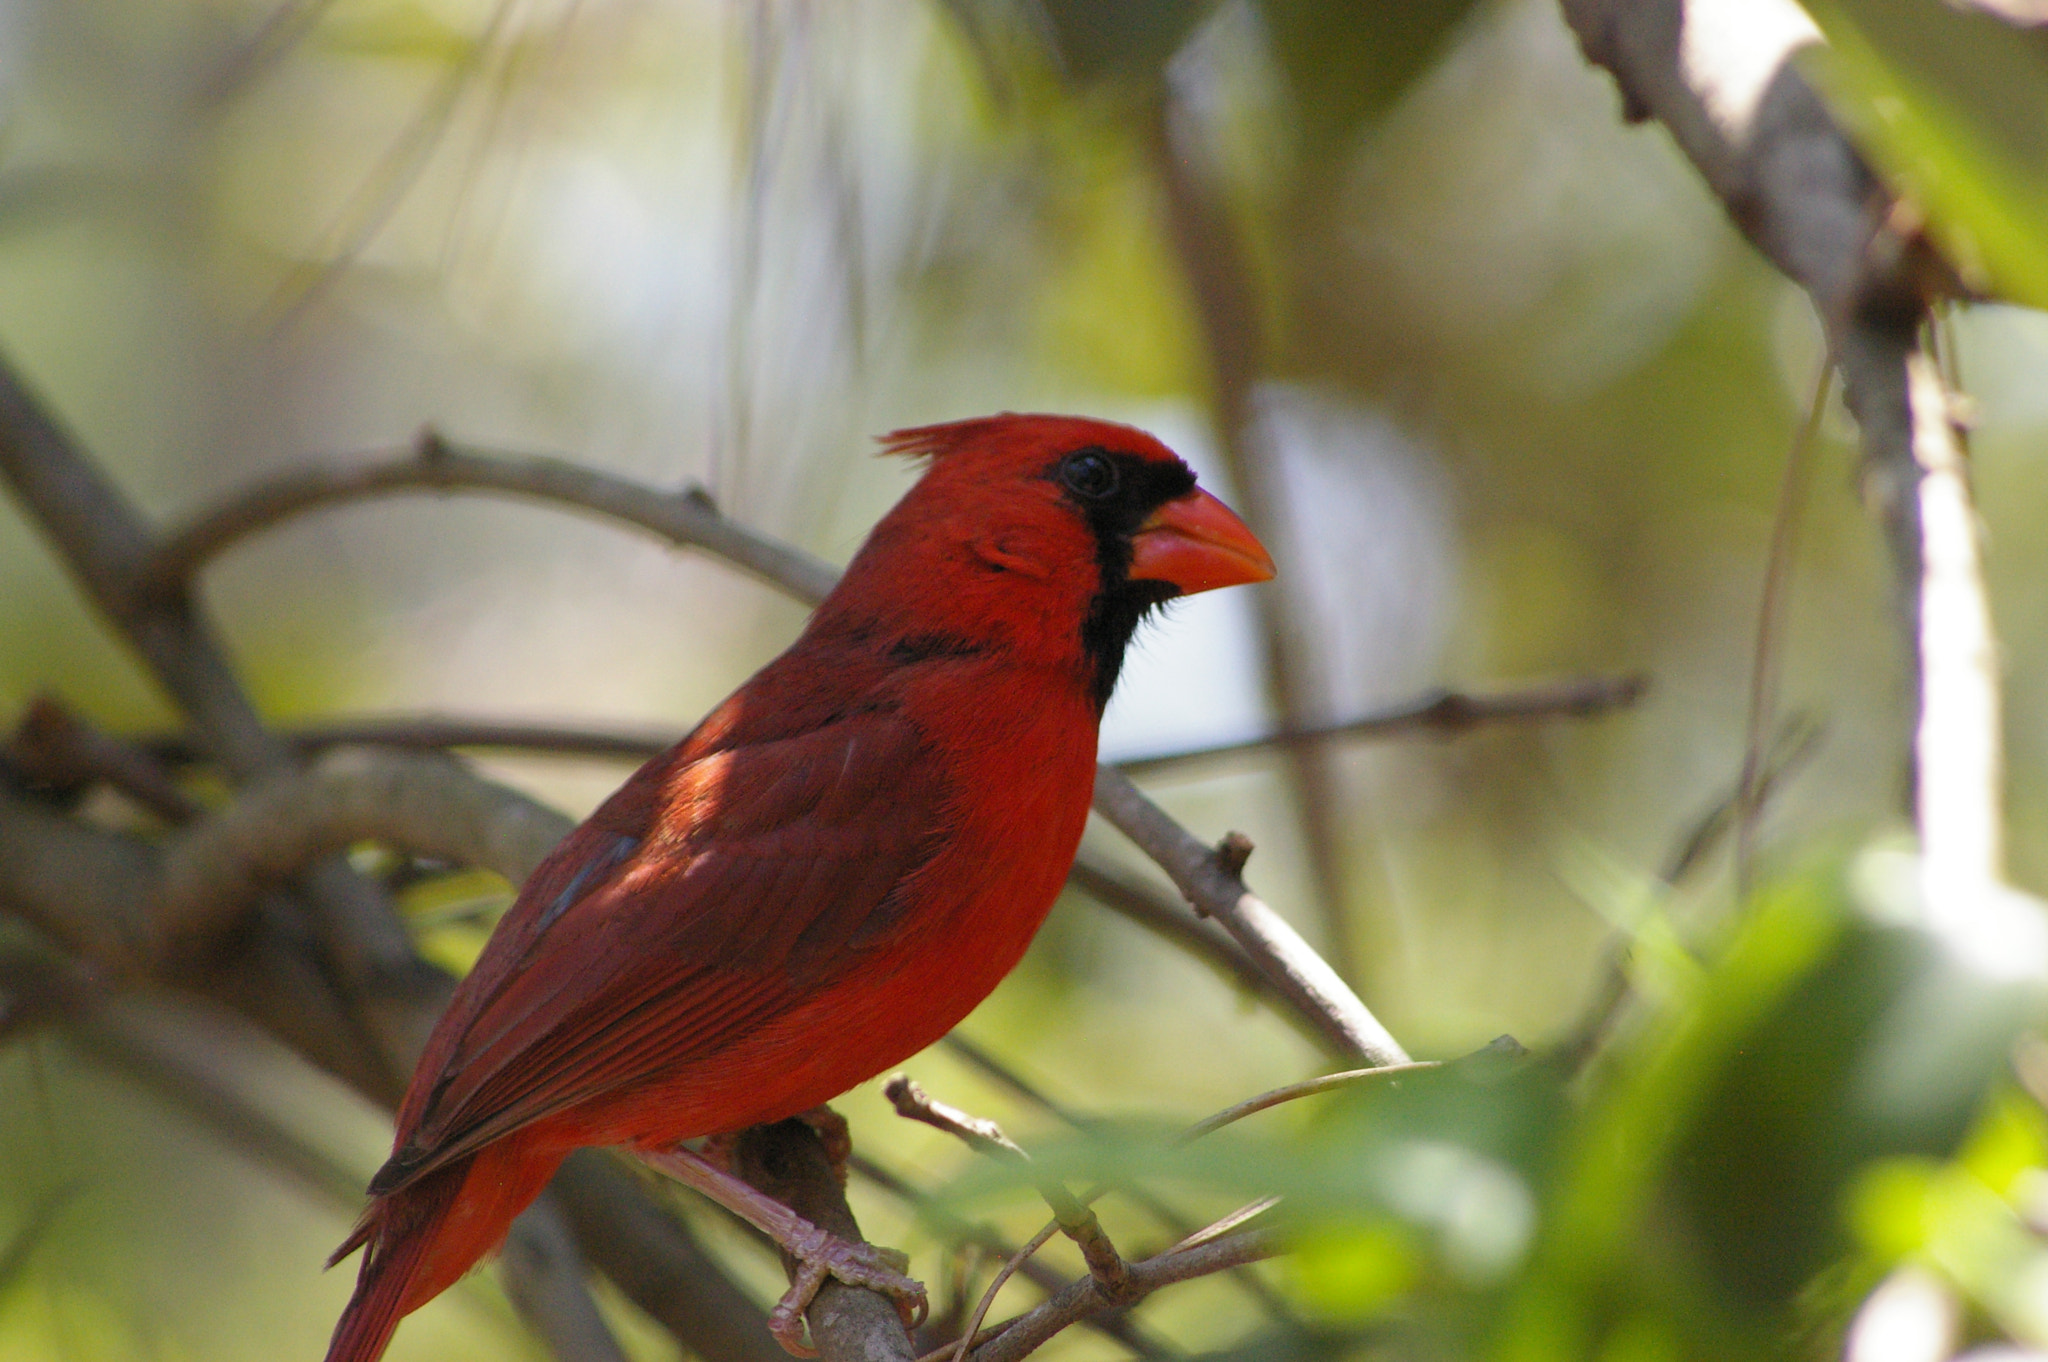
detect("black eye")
[1059,449,1120,500]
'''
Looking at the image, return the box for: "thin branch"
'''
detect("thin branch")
[884,1077,1131,1303]
[885,1075,1030,1160]
[1670,713,1825,888]
[1092,768,1408,1066]
[0,351,441,1094]
[157,715,677,766]
[551,1152,784,1362]
[152,747,572,965]
[966,1229,1276,1362]
[1117,675,1648,776]
[1555,717,1825,1078]
[71,998,367,1215]
[731,1119,919,1362]
[1737,367,1832,893]
[135,670,1646,778]
[929,1222,1060,1362]
[1177,1059,1445,1143]
[934,1032,1303,1329]
[135,430,840,608]
[847,1157,1171,1360]
[1903,348,2006,903]
[0,775,779,1362]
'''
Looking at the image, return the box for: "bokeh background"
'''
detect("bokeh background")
[3,1,2047,1358]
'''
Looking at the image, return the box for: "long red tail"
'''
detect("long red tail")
[324,1141,565,1362]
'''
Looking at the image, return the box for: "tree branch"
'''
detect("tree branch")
[152,747,571,961]
[1092,768,1409,1066]
[1116,674,1648,775]
[1558,0,2011,953]
[135,429,840,608]
[964,1229,1276,1362]
[733,1120,919,1362]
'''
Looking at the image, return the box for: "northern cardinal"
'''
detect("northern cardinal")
[325,413,1274,1361]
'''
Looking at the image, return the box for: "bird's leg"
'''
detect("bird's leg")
[638,1142,927,1355]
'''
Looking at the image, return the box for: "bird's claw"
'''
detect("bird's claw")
[766,1237,927,1356]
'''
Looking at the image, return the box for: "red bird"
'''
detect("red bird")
[325,413,1274,1361]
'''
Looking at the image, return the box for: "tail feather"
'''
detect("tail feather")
[324,1164,465,1362]
[323,1139,568,1362]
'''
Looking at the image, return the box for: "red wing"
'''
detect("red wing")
[373,708,946,1195]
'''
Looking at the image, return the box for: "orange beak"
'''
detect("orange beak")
[1128,489,1275,595]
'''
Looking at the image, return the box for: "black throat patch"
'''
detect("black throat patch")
[1045,447,1200,709]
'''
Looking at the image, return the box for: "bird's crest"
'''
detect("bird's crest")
[876,415,1023,465]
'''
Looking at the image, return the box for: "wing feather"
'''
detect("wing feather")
[374,707,946,1195]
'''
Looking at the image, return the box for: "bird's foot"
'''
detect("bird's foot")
[637,1141,926,1356]
[766,1233,926,1356]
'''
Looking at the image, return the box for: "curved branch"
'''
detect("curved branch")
[152,748,572,963]
[135,432,840,607]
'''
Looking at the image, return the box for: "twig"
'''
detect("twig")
[1092,768,1408,1066]
[1118,675,1649,775]
[0,353,440,1092]
[1555,716,1825,1079]
[145,715,676,766]
[927,1221,1061,1362]
[138,675,1648,781]
[1061,854,1286,1016]
[129,711,1317,1047]
[731,1119,918,1362]
[885,1077,1131,1303]
[550,1152,784,1362]
[1176,1059,1445,1143]
[966,1229,1275,1362]
[1902,349,2006,910]
[1666,714,1825,887]
[0,774,750,1362]
[885,1075,1030,1160]
[1737,367,1832,893]
[134,429,839,608]
[848,1157,1171,1359]
[933,1033,1302,1327]
[152,747,572,963]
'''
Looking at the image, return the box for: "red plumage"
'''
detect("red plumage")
[325,414,1272,1361]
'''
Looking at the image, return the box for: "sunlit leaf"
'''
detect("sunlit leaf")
[1797,0,2048,309]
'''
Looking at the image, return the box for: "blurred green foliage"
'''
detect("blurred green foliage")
[946,857,2048,1360]
[1800,0,2048,308]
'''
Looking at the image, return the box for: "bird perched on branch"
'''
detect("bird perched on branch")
[324,413,1274,1361]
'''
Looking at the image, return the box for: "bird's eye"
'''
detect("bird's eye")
[1059,449,1120,500]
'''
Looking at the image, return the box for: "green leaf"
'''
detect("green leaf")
[1797,0,2048,309]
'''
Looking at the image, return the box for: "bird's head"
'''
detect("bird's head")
[819,413,1274,706]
